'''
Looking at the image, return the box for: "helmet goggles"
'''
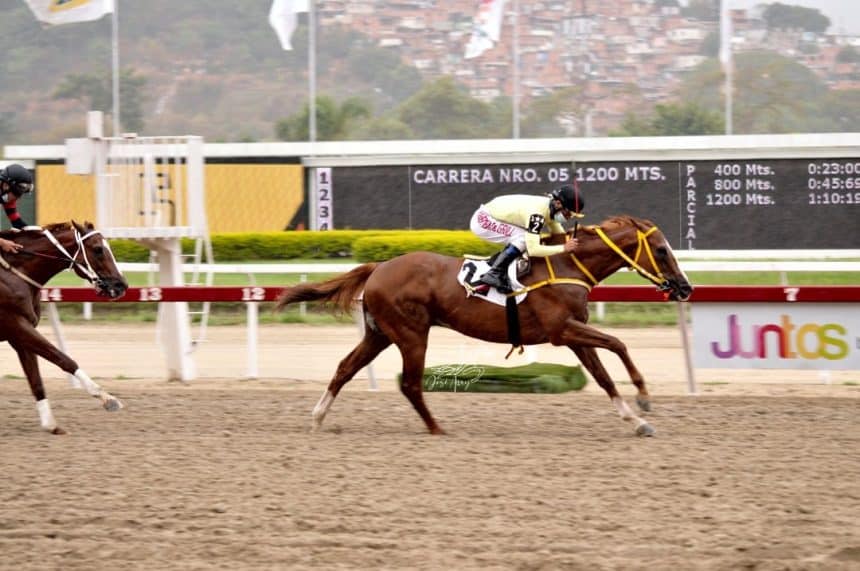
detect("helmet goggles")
[11,181,33,196]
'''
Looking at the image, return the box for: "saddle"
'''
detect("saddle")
[457,254,531,306]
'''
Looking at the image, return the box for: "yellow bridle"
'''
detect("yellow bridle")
[507,225,667,297]
[592,225,667,288]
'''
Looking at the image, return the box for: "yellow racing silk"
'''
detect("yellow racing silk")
[483,194,566,257]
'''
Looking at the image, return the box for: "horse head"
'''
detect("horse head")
[41,221,128,299]
[68,221,128,299]
[592,216,693,301]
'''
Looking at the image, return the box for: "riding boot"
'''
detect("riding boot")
[479,244,521,294]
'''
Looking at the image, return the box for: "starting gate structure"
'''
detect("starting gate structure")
[66,111,211,381]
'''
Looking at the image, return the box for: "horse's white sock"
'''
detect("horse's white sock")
[36,399,57,432]
[73,368,102,397]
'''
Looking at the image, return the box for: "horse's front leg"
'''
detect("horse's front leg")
[548,318,654,436]
[12,344,64,434]
[571,345,654,437]
[8,321,123,413]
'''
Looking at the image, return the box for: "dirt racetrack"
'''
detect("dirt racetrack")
[2,324,859,570]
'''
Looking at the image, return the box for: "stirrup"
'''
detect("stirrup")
[481,277,512,294]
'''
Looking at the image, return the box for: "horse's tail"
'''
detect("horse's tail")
[275,262,378,314]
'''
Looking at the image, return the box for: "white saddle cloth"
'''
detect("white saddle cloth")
[457,258,528,306]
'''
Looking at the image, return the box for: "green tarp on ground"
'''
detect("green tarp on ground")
[398,362,587,393]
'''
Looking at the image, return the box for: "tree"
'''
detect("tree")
[675,51,834,134]
[836,46,860,64]
[611,102,723,136]
[681,0,717,21]
[700,30,720,58]
[0,112,16,141]
[395,77,497,139]
[53,68,148,133]
[521,87,586,137]
[274,95,372,141]
[762,3,830,34]
[349,116,415,140]
[346,46,423,109]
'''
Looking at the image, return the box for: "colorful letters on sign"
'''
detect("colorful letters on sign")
[693,304,859,370]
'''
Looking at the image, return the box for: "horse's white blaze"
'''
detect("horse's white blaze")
[36,399,57,432]
[312,390,335,428]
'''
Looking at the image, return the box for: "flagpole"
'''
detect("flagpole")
[720,0,733,135]
[111,0,120,136]
[725,58,733,135]
[308,0,317,143]
[512,0,520,139]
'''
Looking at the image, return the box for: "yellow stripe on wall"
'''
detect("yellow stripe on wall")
[35,163,305,233]
[36,165,96,225]
[205,164,304,232]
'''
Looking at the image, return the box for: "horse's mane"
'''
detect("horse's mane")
[581,215,654,236]
[0,221,95,240]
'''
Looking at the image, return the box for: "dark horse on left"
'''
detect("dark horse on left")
[277,215,693,437]
[0,221,128,434]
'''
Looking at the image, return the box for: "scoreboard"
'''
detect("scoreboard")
[315,158,860,250]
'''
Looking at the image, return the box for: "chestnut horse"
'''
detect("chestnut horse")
[0,221,128,434]
[277,215,692,436]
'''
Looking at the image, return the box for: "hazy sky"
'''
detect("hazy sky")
[684,1,860,35]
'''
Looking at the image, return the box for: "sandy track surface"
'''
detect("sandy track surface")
[2,324,859,570]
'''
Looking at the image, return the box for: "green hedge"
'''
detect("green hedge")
[107,230,501,263]
[352,231,497,262]
[399,362,588,393]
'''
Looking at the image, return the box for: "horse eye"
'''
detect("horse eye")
[93,246,104,256]
[656,246,668,257]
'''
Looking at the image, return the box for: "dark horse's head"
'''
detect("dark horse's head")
[600,216,693,301]
[51,221,128,299]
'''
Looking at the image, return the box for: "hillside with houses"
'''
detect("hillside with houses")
[318,0,859,135]
[1,0,857,143]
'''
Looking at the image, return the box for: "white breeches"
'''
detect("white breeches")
[470,207,527,251]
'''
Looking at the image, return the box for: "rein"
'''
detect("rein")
[0,227,107,289]
[0,254,43,288]
[508,257,592,296]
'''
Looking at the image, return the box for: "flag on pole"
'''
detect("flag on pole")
[269,0,309,51]
[719,0,733,68]
[23,0,113,26]
[464,0,506,60]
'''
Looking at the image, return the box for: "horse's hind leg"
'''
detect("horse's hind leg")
[571,345,655,437]
[14,347,65,434]
[312,328,391,431]
[396,335,444,435]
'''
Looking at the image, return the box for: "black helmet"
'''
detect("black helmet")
[551,184,585,217]
[0,164,34,197]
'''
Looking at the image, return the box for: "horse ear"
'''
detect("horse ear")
[72,220,85,233]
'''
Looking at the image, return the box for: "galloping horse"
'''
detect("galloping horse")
[0,221,128,434]
[277,215,692,436]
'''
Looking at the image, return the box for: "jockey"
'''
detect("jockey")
[0,164,34,254]
[470,183,585,293]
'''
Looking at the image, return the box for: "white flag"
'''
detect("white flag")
[719,0,733,67]
[23,0,113,26]
[464,0,506,60]
[269,0,309,51]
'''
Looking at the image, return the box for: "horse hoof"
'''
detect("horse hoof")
[636,423,656,437]
[51,427,68,435]
[636,396,651,412]
[103,398,123,412]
